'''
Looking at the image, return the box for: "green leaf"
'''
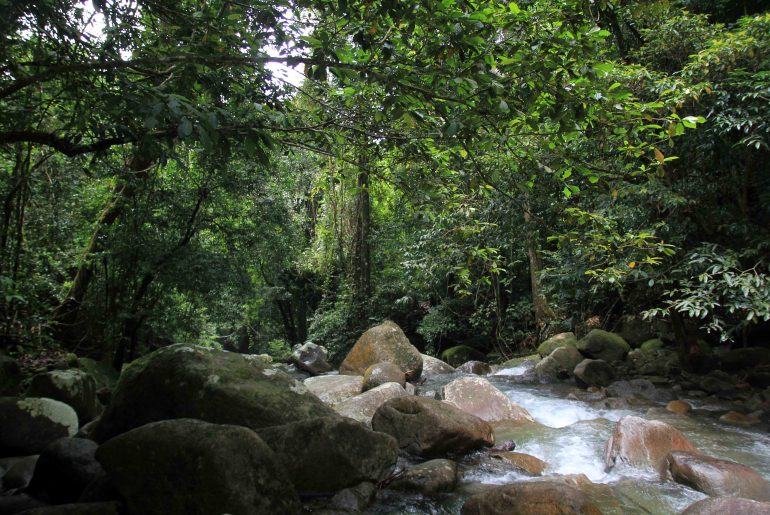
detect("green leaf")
[177,118,193,138]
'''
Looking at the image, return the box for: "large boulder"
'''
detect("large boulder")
[0,454,39,490]
[27,437,103,503]
[291,342,332,375]
[421,354,456,380]
[456,361,492,375]
[256,416,398,495]
[27,369,99,423]
[667,451,770,501]
[389,459,458,494]
[304,374,363,406]
[604,415,698,474]
[90,344,335,443]
[0,354,21,395]
[76,358,119,390]
[334,382,408,426]
[440,345,486,368]
[577,329,631,362]
[574,359,615,388]
[371,396,494,457]
[0,397,78,455]
[441,376,533,423]
[681,497,770,515]
[534,345,584,381]
[489,452,548,476]
[461,481,602,515]
[537,332,578,358]
[340,321,423,380]
[96,418,300,515]
[363,362,405,391]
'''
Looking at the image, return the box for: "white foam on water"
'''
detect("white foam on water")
[493,365,531,376]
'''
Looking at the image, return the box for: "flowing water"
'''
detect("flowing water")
[366,366,770,514]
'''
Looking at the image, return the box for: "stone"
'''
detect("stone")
[574,359,615,388]
[537,332,578,357]
[389,459,458,494]
[719,411,761,426]
[363,362,405,391]
[304,374,363,406]
[666,400,692,414]
[371,396,494,457]
[441,376,533,423]
[667,451,770,501]
[617,315,660,348]
[489,452,548,475]
[0,493,47,513]
[334,382,408,427]
[680,496,770,515]
[440,345,486,367]
[640,338,665,352]
[607,378,675,403]
[27,438,103,503]
[604,416,698,475]
[461,481,602,515]
[96,418,300,515]
[14,502,122,514]
[291,342,332,375]
[534,345,584,381]
[720,347,770,372]
[0,455,39,490]
[327,481,377,512]
[0,354,21,395]
[577,329,631,362]
[340,321,422,380]
[420,354,456,380]
[0,397,78,456]
[76,358,119,390]
[90,344,335,443]
[27,369,100,423]
[456,361,491,375]
[256,416,398,495]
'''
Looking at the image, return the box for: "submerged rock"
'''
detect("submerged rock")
[680,496,770,514]
[666,400,692,414]
[340,321,423,380]
[461,481,602,515]
[667,451,770,501]
[0,397,78,455]
[441,376,533,423]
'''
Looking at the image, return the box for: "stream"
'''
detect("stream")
[366,366,770,514]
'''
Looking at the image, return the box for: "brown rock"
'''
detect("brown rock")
[441,376,534,423]
[719,411,761,426]
[363,362,406,391]
[371,396,494,457]
[457,361,492,375]
[340,321,423,380]
[334,382,407,427]
[666,400,692,414]
[667,451,770,501]
[388,459,458,494]
[680,496,770,515]
[604,415,698,475]
[489,452,547,475]
[461,481,602,515]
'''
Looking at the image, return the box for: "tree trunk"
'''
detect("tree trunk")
[352,168,371,310]
[523,196,553,333]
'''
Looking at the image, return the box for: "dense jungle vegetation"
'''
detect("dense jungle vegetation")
[1,0,769,370]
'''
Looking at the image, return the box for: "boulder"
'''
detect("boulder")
[27,438,103,503]
[680,496,770,515]
[304,374,363,406]
[456,361,491,375]
[666,400,692,414]
[617,315,661,348]
[0,494,47,513]
[14,502,122,514]
[0,455,39,490]
[90,344,335,443]
[534,345,584,381]
[76,358,119,390]
[720,347,770,372]
[0,354,21,395]
[0,397,78,456]
[461,481,602,515]
[719,411,761,426]
[421,354,456,380]
[537,332,578,358]
[607,379,675,403]
[256,416,398,495]
[640,338,665,352]
[577,329,631,362]
[326,481,376,512]
[440,345,486,367]
[604,415,698,474]
[27,369,99,423]
[574,359,615,388]
[371,396,494,457]
[334,382,408,426]
[667,451,770,501]
[363,362,405,391]
[96,418,300,515]
[489,452,547,475]
[388,459,458,494]
[340,321,422,380]
[441,376,533,423]
[291,342,332,375]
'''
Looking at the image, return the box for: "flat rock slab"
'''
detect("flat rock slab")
[681,496,770,515]
[304,375,364,406]
[334,382,407,427]
[461,481,602,515]
[667,451,770,501]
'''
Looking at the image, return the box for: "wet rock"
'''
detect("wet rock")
[607,379,675,403]
[304,375,363,406]
[26,438,102,503]
[604,415,698,475]
[27,369,100,423]
[667,451,770,501]
[441,376,533,423]
[461,481,602,515]
[363,362,405,391]
[666,400,692,414]
[640,338,665,352]
[534,346,584,381]
[719,347,770,372]
[90,344,335,443]
[388,459,458,494]
[536,332,578,358]
[96,418,300,515]
[457,361,491,375]
[440,345,487,367]
[719,411,761,426]
[0,397,78,456]
[0,455,39,490]
[0,493,47,513]
[420,354,456,380]
[371,396,494,457]
[291,342,332,375]
[574,359,615,388]
[334,382,408,426]
[15,502,122,514]
[0,354,21,395]
[489,452,547,475]
[257,416,398,495]
[327,481,376,512]
[577,329,631,362]
[680,496,770,515]
[340,321,423,380]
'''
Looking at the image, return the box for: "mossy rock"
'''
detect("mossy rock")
[0,397,78,455]
[77,358,119,389]
[639,339,664,353]
[27,369,99,423]
[577,330,630,362]
[537,333,578,358]
[440,345,487,368]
